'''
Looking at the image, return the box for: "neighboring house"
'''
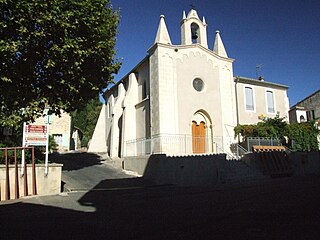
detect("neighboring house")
[33,111,72,152]
[289,89,320,124]
[235,76,289,125]
[88,8,289,158]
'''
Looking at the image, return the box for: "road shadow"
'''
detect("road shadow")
[1,176,320,239]
[50,152,103,171]
[0,202,89,239]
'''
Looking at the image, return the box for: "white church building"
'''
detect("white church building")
[88,9,290,158]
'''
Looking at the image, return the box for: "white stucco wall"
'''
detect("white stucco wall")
[135,60,151,140]
[109,84,126,158]
[121,73,138,157]
[149,43,236,155]
[88,104,107,153]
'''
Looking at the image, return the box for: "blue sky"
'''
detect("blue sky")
[110,0,320,107]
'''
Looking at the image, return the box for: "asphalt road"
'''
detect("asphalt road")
[1,152,320,239]
[50,152,141,191]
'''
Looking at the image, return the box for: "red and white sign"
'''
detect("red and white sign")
[25,124,48,146]
[26,125,47,133]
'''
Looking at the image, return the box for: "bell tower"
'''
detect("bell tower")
[180,8,208,48]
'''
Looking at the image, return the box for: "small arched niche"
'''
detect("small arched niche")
[299,115,306,123]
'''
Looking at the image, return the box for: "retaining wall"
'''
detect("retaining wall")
[123,156,150,175]
[123,151,320,186]
[0,164,62,201]
[143,154,225,186]
[290,151,320,176]
[124,154,265,186]
[244,151,320,177]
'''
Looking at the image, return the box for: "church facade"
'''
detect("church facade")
[88,9,289,158]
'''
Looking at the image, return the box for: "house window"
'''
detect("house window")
[245,87,254,111]
[53,134,63,146]
[307,110,315,121]
[266,90,275,113]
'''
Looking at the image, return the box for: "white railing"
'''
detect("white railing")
[247,137,281,152]
[126,134,224,157]
[230,143,248,159]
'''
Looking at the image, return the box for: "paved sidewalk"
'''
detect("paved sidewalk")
[51,151,141,191]
[1,152,143,208]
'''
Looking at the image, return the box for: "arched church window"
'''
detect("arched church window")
[193,78,204,92]
[190,23,199,44]
[142,80,147,99]
[107,102,112,118]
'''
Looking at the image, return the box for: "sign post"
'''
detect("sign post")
[22,108,52,176]
[44,124,49,176]
[21,122,27,176]
[23,124,49,175]
[43,108,53,175]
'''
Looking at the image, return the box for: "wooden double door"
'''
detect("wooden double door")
[192,121,206,153]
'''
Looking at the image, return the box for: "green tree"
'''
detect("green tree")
[0,0,120,127]
[235,114,287,141]
[71,97,102,147]
[261,114,287,140]
[286,122,320,151]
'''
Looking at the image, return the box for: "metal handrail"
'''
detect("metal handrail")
[236,144,248,158]
[0,147,37,201]
[247,137,281,152]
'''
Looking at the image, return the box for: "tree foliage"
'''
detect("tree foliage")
[71,97,102,147]
[234,115,320,151]
[286,122,320,151]
[234,115,287,140]
[0,0,120,127]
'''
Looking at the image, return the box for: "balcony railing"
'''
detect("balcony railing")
[246,137,281,152]
[125,134,224,157]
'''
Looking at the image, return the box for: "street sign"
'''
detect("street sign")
[25,124,47,146]
[22,121,51,176]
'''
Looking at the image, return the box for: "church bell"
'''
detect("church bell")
[191,27,198,40]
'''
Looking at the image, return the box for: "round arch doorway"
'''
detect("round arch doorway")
[191,111,212,154]
[192,121,206,153]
